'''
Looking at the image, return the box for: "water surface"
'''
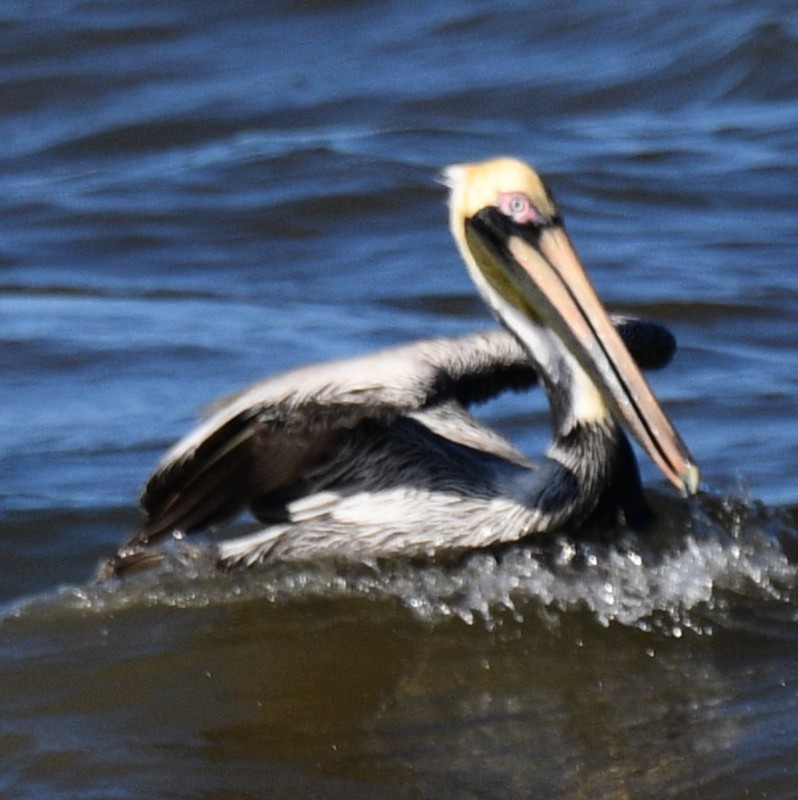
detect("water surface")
[2,1,798,798]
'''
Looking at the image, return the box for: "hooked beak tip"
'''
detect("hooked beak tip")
[680,462,701,497]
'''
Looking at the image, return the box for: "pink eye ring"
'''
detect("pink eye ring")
[498,191,542,224]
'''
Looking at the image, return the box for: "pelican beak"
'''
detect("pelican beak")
[507,223,698,495]
[446,158,699,497]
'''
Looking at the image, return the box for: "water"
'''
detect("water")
[2,1,798,797]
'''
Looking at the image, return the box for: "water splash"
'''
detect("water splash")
[4,494,798,637]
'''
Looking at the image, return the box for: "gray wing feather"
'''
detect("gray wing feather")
[130,318,674,546]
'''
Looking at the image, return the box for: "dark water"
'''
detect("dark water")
[2,1,798,797]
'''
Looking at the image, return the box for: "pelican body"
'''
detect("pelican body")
[104,158,698,576]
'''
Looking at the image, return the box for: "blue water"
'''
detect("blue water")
[1,2,798,798]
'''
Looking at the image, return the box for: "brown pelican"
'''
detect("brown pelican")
[103,157,698,577]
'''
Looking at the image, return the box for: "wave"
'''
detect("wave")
[4,492,797,638]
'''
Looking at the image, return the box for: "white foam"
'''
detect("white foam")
[4,494,797,637]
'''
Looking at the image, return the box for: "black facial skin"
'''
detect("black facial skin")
[468,203,562,254]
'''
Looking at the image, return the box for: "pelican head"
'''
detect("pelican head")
[444,157,699,497]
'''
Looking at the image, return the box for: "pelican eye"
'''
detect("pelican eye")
[497,191,543,225]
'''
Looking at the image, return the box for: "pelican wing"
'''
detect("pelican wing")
[130,317,674,547]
